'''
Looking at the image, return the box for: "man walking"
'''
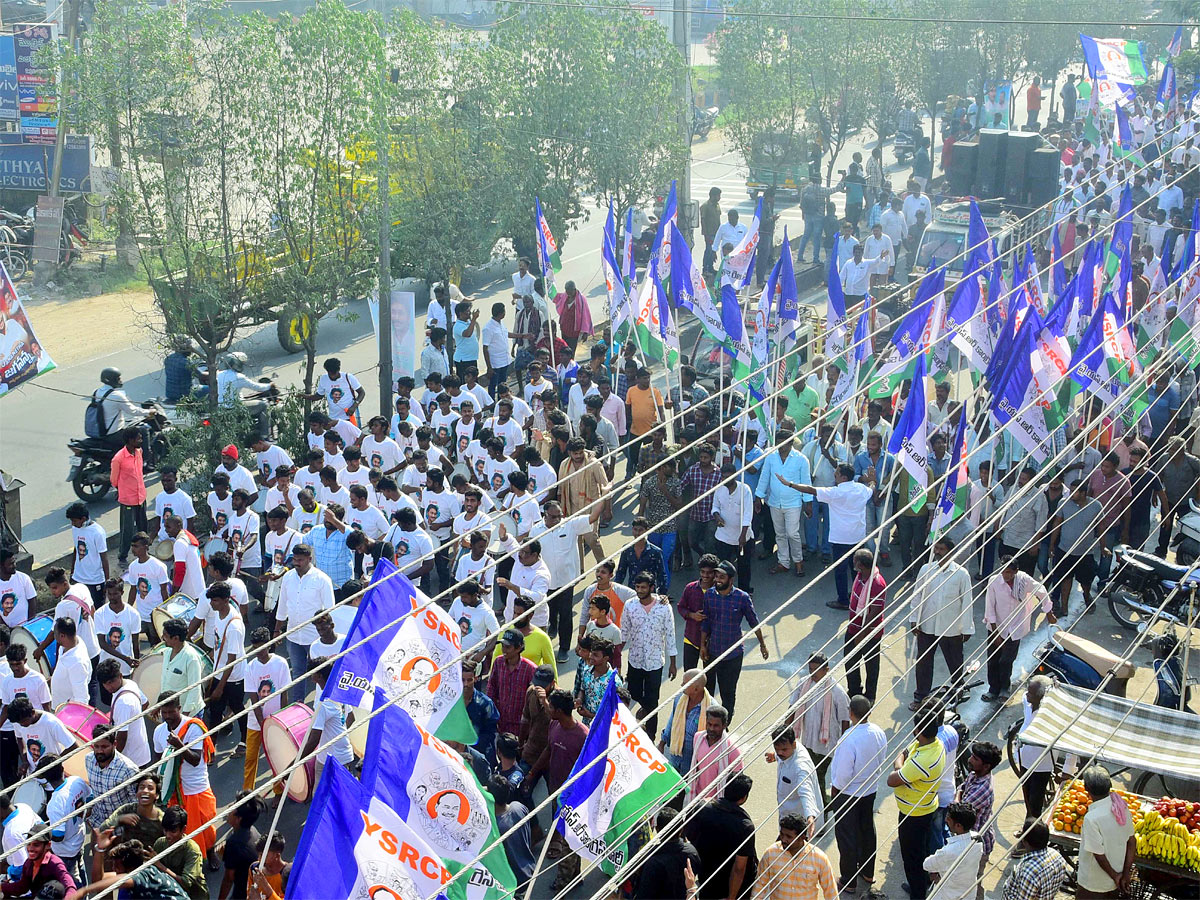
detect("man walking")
[787,652,850,807]
[830,695,888,897]
[755,427,812,578]
[910,537,974,710]
[983,558,1055,702]
[700,187,722,276]
[888,703,947,900]
[701,561,768,719]
[621,571,677,737]
[753,813,837,900]
[109,428,147,565]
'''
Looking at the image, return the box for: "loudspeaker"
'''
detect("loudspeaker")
[1004,131,1040,202]
[975,128,1007,199]
[1028,147,1060,187]
[949,141,977,195]
[1028,175,1059,208]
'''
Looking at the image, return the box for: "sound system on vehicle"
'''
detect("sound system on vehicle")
[949,141,977,196]
[1027,147,1061,207]
[975,128,1007,199]
[1004,131,1040,203]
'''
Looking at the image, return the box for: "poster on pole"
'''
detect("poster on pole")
[13,24,57,145]
[0,259,56,397]
[366,286,417,392]
[0,36,20,124]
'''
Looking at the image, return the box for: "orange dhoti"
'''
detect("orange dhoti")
[170,788,218,855]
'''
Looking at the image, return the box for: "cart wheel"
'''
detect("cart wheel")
[277,311,313,354]
[1134,769,1200,803]
[1005,718,1026,776]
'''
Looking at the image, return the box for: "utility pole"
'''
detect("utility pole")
[376,0,392,418]
[672,0,692,245]
[33,2,78,285]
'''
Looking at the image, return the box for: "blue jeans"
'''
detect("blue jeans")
[795,216,824,263]
[286,638,311,704]
[866,503,890,558]
[488,365,509,397]
[648,532,677,589]
[804,501,831,555]
[1036,536,1052,576]
[830,541,855,605]
[928,806,948,854]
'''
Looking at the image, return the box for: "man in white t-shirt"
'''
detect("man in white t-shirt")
[153,693,218,863]
[344,485,389,539]
[454,532,497,608]
[243,626,289,797]
[203,582,247,750]
[481,302,516,397]
[386,509,435,590]
[251,436,294,489]
[93,579,141,682]
[0,549,36,628]
[310,357,365,423]
[304,662,355,783]
[49,616,92,708]
[785,463,875,609]
[214,445,259,505]
[96,659,151,766]
[0,647,51,786]
[448,580,502,665]
[223,488,263,586]
[66,503,108,603]
[42,756,89,873]
[361,416,405,475]
[9,697,77,778]
[40,567,99,705]
[153,468,196,541]
[530,502,596,662]
[164,515,205,603]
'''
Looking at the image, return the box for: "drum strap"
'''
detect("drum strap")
[113,687,146,713]
[214,614,238,667]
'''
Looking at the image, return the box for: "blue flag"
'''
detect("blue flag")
[670,222,725,344]
[1168,25,1182,58]
[1157,62,1177,112]
[1051,227,1068,300]
[965,200,994,280]
[990,310,1052,461]
[825,235,848,359]
[287,760,453,900]
[322,559,477,744]
[888,352,929,509]
[766,227,799,346]
[651,180,677,282]
[1172,200,1200,282]
[1116,105,1134,148]
[721,281,749,364]
[1070,292,1132,403]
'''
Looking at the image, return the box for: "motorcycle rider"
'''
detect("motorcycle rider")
[91,368,156,464]
[214,352,274,439]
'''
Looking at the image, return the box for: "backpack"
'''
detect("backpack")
[84,387,115,438]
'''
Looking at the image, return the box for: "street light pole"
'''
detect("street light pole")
[377,0,393,418]
[672,0,692,245]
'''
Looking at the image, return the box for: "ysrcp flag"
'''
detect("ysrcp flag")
[887,352,929,512]
[287,759,452,900]
[0,260,54,396]
[361,702,517,899]
[323,558,476,744]
[670,221,725,346]
[556,675,684,874]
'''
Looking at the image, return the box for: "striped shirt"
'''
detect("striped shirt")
[959,770,996,855]
[752,842,837,900]
[84,750,140,828]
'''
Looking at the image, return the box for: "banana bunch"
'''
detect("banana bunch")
[1134,810,1200,872]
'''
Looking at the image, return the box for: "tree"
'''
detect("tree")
[253,2,379,398]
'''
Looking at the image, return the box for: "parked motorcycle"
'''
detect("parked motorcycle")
[1103,544,1200,631]
[1171,498,1200,566]
[692,106,718,141]
[67,400,172,502]
[894,129,915,164]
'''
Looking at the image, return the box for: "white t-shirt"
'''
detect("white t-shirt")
[463,441,489,484]
[388,526,435,577]
[488,418,524,455]
[293,467,322,495]
[431,410,459,446]
[51,643,92,708]
[447,597,501,652]
[454,553,497,604]
[45,775,89,857]
[319,484,352,509]
[532,516,593,589]
[154,490,197,541]
[1,801,41,869]
[312,698,355,765]
[264,483,302,514]
[256,444,294,482]
[153,718,210,795]
[173,535,206,600]
[452,510,492,546]
[526,462,557,503]
[55,587,100,658]
[264,528,302,569]
[452,418,478,459]
[0,670,50,733]
[361,435,403,473]
[123,557,170,623]
[485,457,519,499]
[401,467,428,493]
[467,384,493,412]
[504,491,543,537]
[210,609,247,683]
[71,521,107,585]
[337,466,372,491]
[421,490,462,541]
[206,491,233,535]
[0,571,36,627]
[245,655,290,732]
[193,577,248,641]
[344,504,389,540]
[288,505,322,536]
[93,603,141,675]
[109,681,151,766]
[308,633,344,663]
[16,710,75,770]
[225,509,262,570]
[481,318,513,368]
[216,464,257,496]
[316,371,363,420]
[814,482,875,544]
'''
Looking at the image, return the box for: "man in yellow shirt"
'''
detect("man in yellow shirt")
[887,703,946,900]
[492,594,557,676]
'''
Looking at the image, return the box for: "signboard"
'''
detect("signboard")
[32,194,63,264]
[366,286,418,389]
[0,136,91,192]
[13,25,57,146]
[0,36,19,123]
[0,258,55,396]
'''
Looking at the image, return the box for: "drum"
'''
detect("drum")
[487,514,518,554]
[11,614,57,679]
[13,779,47,816]
[263,565,287,613]
[151,594,197,642]
[202,537,228,566]
[153,539,175,562]
[133,643,214,702]
[56,701,109,782]
[262,703,316,803]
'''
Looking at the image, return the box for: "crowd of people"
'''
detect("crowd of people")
[2,64,1199,900]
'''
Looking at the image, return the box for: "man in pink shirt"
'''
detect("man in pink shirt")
[689,703,743,801]
[109,428,147,565]
[983,557,1055,702]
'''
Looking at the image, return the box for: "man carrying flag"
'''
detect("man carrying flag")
[888,355,931,566]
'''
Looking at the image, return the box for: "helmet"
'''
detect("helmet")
[100,367,122,387]
[225,352,249,371]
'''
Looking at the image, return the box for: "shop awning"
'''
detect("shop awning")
[1021,684,1200,780]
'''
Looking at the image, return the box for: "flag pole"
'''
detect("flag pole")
[523,816,560,900]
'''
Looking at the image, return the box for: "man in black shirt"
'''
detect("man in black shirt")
[634,807,701,900]
[684,773,758,900]
[1123,445,1167,551]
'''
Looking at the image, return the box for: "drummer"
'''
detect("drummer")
[204,583,247,751]
[40,755,89,885]
[94,579,142,702]
[96,659,151,767]
[158,618,205,718]
[1,642,52,788]
[163,516,204,606]
[153,692,218,866]
[225,489,263,601]
[8,696,75,782]
[123,533,170,646]
[242,626,288,797]
[40,567,101,706]
[193,553,249,649]
[302,660,355,785]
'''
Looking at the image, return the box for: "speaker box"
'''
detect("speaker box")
[1028,147,1060,187]
[975,128,1007,199]
[1004,131,1040,203]
[949,141,977,195]
[1028,176,1059,208]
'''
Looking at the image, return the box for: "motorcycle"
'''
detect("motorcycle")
[67,400,172,502]
[692,106,718,141]
[1029,626,1137,697]
[1171,498,1200,566]
[1103,544,1200,631]
[893,129,915,164]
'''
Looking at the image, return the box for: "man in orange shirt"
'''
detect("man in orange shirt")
[1026,75,1042,129]
[110,427,147,565]
[624,366,668,479]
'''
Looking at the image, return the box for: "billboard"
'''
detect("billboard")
[0,135,91,192]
